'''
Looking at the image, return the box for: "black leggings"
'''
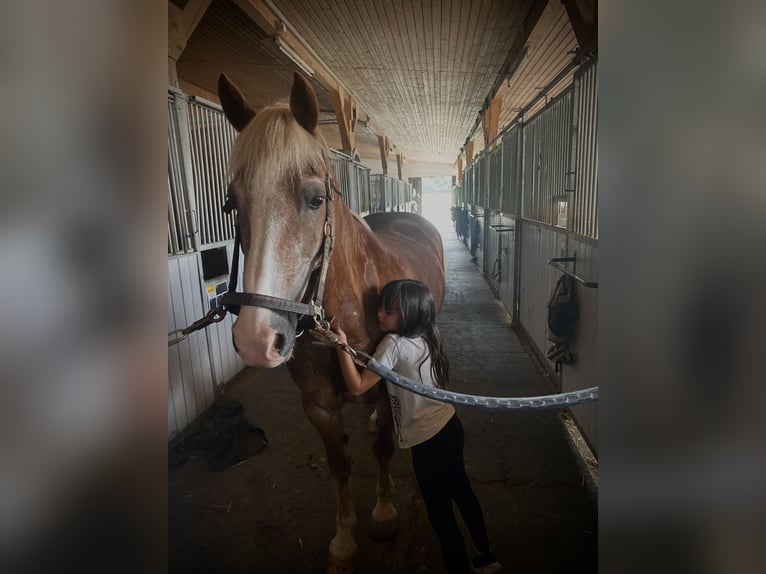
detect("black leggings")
[411,414,491,574]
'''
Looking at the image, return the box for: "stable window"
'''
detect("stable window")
[201,246,229,280]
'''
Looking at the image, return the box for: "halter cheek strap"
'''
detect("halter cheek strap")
[220,171,335,328]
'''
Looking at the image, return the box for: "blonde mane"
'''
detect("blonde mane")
[228,105,328,187]
[350,210,371,229]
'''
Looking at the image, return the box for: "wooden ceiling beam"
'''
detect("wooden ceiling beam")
[561,0,597,51]
[332,85,358,154]
[168,0,212,61]
[483,95,502,147]
[378,135,391,175]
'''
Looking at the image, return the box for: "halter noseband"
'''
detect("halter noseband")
[220,170,336,330]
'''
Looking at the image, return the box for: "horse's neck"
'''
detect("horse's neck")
[324,203,390,347]
[328,203,386,287]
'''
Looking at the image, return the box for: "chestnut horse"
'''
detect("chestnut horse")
[218,72,445,573]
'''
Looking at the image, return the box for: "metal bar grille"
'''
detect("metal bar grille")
[329,149,353,208]
[168,93,193,255]
[353,163,371,214]
[370,174,383,212]
[464,165,473,208]
[571,59,598,239]
[476,154,487,208]
[501,126,521,215]
[521,90,573,225]
[330,149,371,214]
[488,145,502,210]
[404,181,413,211]
[187,98,237,246]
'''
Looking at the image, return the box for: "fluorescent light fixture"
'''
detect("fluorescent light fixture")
[275,37,315,78]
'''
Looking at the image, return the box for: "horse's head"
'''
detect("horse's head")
[219,72,332,367]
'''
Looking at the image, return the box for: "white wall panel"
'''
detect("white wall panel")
[517,224,598,452]
[168,254,215,440]
[485,212,518,321]
[518,221,566,371]
[168,280,187,437]
[560,237,598,451]
[206,243,245,386]
[499,215,518,319]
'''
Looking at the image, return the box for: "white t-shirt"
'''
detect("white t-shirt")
[373,334,456,448]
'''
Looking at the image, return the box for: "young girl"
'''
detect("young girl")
[318,279,502,574]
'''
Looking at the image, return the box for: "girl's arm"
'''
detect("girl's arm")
[318,326,381,396]
[336,344,382,396]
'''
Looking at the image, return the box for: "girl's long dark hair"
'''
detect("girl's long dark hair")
[378,279,449,389]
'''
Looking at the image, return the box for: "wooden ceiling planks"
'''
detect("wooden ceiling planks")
[269,0,544,164]
[172,0,586,171]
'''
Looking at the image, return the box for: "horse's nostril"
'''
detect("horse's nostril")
[274,333,286,354]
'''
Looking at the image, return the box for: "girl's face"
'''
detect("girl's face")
[377,302,402,333]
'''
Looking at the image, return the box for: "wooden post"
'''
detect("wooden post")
[483,96,502,148]
[396,154,403,181]
[466,141,474,165]
[457,157,463,184]
[332,86,357,154]
[168,0,211,87]
[378,135,389,175]
[168,57,179,87]
[168,0,212,61]
[561,0,597,50]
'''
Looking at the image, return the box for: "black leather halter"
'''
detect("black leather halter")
[220,171,336,329]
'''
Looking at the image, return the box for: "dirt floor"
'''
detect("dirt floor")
[169,216,598,574]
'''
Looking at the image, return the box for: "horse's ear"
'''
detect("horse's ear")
[290,72,319,134]
[218,73,255,132]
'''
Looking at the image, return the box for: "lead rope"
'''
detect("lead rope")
[311,325,598,412]
[168,197,239,347]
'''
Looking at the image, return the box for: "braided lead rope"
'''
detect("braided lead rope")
[366,358,598,411]
[311,330,599,411]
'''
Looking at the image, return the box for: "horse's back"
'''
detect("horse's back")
[364,212,445,304]
[365,212,440,247]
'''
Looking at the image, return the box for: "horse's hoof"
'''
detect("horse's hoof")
[327,553,356,574]
[368,514,400,540]
[328,536,356,574]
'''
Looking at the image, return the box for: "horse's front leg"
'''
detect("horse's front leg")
[369,392,399,539]
[301,395,357,574]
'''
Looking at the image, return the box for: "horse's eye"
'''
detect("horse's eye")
[309,195,324,210]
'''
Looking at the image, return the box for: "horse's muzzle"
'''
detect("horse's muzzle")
[231,309,296,367]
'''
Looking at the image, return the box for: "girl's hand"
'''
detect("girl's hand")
[332,326,348,345]
[309,323,348,346]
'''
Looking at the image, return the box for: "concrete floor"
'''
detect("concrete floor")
[169,209,597,573]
